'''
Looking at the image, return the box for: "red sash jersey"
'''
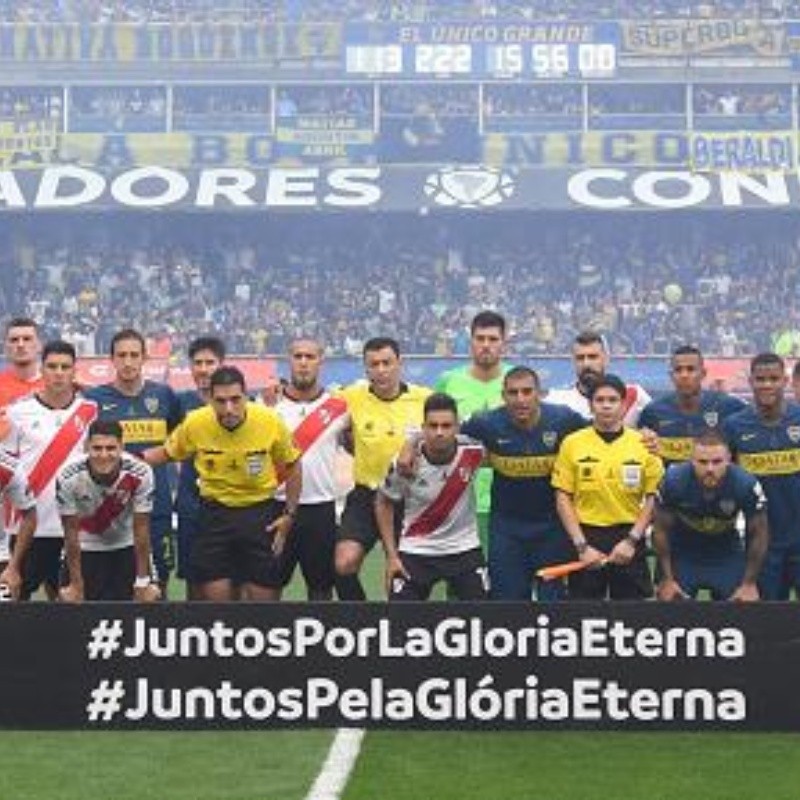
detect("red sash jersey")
[273,391,350,503]
[3,394,98,538]
[56,453,154,552]
[379,442,485,556]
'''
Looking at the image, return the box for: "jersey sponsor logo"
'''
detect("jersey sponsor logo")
[676,510,737,535]
[119,418,168,444]
[738,449,800,476]
[659,436,693,462]
[488,453,556,478]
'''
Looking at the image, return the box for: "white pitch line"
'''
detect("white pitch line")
[304,728,366,800]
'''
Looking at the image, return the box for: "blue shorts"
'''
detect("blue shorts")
[672,548,745,600]
[759,540,800,601]
[488,513,573,602]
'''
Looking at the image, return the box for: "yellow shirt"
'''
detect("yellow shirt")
[164,403,301,507]
[340,382,430,489]
[551,427,664,527]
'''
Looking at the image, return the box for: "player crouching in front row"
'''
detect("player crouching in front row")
[57,420,161,603]
[376,393,489,601]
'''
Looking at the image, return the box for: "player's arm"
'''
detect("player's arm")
[0,506,36,600]
[651,503,688,601]
[142,417,195,466]
[266,417,303,555]
[730,510,768,602]
[554,490,605,567]
[608,493,656,567]
[59,515,84,603]
[375,483,409,596]
[132,511,160,603]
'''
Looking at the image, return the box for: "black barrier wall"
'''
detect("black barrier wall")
[2,603,799,730]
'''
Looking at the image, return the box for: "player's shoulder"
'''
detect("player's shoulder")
[722,404,757,429]
[121,452,154,480]
[405,383,432,402]
[59,457,89,484]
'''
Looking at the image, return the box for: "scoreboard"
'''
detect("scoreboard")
[344,22,619,79]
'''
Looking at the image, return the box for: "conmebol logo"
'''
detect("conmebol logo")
[424,166,515,209]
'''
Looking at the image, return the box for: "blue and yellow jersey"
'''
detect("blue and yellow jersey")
[461,402,585,523]
[657,462,766,554]
[86,380,182,519]
[175,389,204,515]
[723,405,800,546]
[639,390,746,465]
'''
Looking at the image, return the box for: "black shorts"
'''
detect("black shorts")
[390,548,489,601]
[61,546,136,601]
[192,499,283,588]
[338,485,402,552]
[11,536,62,600]
[268,500,336,592]
[568,525,653,601]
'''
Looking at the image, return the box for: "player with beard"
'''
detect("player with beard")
[272,338,349,600]
[639,346,746,466]
[435,311,509,552]
[652,430,768,602]
[459,367,585,600]
[174,336,225,599]
[546,331,651,425]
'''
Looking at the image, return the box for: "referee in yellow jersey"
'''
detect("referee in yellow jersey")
[552,374,664,600]
[335,337,430,600]
[143,366,302,602]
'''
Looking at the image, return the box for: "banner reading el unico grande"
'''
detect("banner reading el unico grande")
[4,164,800,212]
[0,22,341,63]
[1,603,799,730]
[1,131,796,172]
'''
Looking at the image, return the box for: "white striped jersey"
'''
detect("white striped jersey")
[0,449,36,531]
[379,442,484,556]
[56,454,154,552]
[274,391,350,504]
[3,394,98,538]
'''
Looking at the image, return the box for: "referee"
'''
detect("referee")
[552,374,664,600]
[143,366,302,602]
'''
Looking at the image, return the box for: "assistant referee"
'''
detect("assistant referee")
[143,366,302,602]
[552,374,664,600]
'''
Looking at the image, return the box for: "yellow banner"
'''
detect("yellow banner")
[738,450,800,477]
[622,19,784,56]
[0,23,340,62]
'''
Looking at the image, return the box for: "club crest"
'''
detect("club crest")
[788,425,800,443]
[543,431,558,448]
[144,396,160,414]
[703,411,719,427]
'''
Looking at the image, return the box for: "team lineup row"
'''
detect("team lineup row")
[0,311,796,603]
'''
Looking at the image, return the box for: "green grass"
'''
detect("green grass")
[344,731,800,800]
[0,731,333,800]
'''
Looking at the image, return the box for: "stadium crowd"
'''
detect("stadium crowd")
[0,0,791,21]
[1,213,799,360]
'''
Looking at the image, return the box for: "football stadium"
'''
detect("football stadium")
[1,1,800,799]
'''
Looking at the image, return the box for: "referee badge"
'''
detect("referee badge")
[621,463,642,488]
[245,454,264,476]
[720,499,737,516]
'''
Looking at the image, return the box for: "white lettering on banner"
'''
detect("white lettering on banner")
[568,168,800,210]
[0,166,383,209]
[110,675,746,724]
[114,615,746,660]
